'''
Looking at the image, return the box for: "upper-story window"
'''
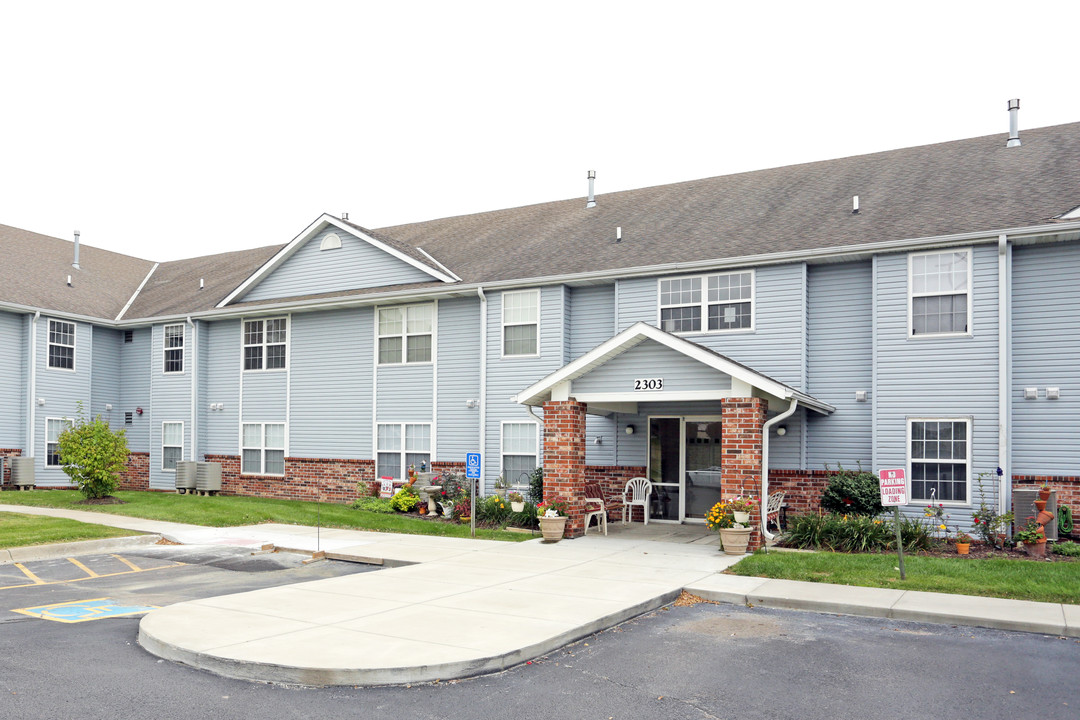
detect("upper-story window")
[48,319,76,370]
[163,324,184,373]
[659,271,753,334]
[910,249,971,336]
[243,317,287,371]
[378,304,433,364]
[502,289,539,357]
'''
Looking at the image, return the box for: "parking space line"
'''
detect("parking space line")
[111,554,142,572]
[67,557,100,578]
[0,560,186,591]
[14,563,46,585]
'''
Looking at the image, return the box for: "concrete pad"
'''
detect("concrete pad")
[4,533,161,563]
[426,586,629,623]
[1061,603,1080,638]
[328,543,471,565]
[194,586,402,624]
[295,572,476,603]
[435,550,584,574]
[748,578,905,618]
[140,603,318,652]
[550,560,714,588]
[684,574,772,605]
[502,573,676,605]
[378,562,537,587]
[890,590,1068,635]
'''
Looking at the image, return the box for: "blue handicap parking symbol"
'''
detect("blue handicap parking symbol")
[466,453,481,479]
[13,598,158,623]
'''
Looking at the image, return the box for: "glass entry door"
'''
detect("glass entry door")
[648,418,682,521]
[648,416,723,523]
[683,418,724,521]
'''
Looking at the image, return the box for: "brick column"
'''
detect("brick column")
[542,399,587,538]
[722,398,767,551]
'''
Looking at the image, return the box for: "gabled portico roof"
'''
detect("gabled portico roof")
[514,322,835,415]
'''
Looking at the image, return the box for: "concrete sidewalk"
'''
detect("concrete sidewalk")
[4,503,1078,687]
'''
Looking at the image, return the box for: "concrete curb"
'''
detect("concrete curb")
[2,533,163,564]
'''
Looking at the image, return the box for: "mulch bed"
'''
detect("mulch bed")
[894,542,1075,563]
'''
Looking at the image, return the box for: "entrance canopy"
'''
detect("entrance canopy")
[513,322,834,416]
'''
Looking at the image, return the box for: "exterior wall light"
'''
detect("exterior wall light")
[625,425,635,435]
[776,426,787,436]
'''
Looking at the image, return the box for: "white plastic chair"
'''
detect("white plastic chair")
[623,477,653,525]
[583,481,608,536]
[766,491,786,531]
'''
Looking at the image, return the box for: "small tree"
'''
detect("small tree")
[819,463,884,517]
[57,406,129,500]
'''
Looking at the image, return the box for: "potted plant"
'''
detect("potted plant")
[1038,483,1052,502]
[508,491,525,513]
[493,474,510,499]
[1014,519,1047,558]
[705,500,752,555]
[954,531,973,555]
[536,499,569,542]
[728,495,757,525]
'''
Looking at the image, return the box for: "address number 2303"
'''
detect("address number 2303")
[634,378,664,391]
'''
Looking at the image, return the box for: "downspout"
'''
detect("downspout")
[28,311,40,457]
[998,235,1009,514]
[761,397,798,543]
[477,287,487,470]
[187,317,196,462]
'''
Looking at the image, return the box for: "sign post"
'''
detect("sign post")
[879,468,908,580]
[466,453,481,539]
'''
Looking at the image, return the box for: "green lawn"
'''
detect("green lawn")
[0,511,140,549]
[731,550,1080,604]
[0,490,532,542]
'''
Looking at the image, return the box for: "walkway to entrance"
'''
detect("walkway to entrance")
[592,519,720,546]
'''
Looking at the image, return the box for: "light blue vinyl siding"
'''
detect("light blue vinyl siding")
[568,284,616,360]
[767,407,804,470]
[290,308,373,458]
[243,372,287,421]
[150,323,192,489]
[34,319,92,484]
[203,320,241,455]
[1012,241,1080,474]
[0,311,26,449]
[806,261,873,468]
[615,277,655,329]
[196,321,209,460]
[436,298,480,464]
[119,328,151,453]
[873,246,1000,512]
[572,340,733,394]
[242,227,436,303]
[376,364,433,423]
[91,327,122,430]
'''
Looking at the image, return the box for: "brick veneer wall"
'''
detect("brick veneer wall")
[205,454,376,503]
[1,448,21,486]
[722,398,767,550]
[585,465,647,521]
[118,452,150,491]
[767,469,831,517]
[542,399,588,537]
[1013,476,1080,538]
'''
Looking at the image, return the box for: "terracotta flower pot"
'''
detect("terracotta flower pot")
[539,515,567,542]
[1038,488,1052,501]
[1037,510,1055,526]
[955,542,970,555]
[1025,540,1047,558]
[718,526,753,555]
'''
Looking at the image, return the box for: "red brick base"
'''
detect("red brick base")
[118,452,150,491]
[204,454,377,504]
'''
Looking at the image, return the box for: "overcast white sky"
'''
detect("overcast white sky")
[2,1,1078,261]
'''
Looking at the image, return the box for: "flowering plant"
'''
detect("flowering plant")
[705,500,736,530]
[508,491,524,503]
[954,531,973,545]
[536,499,568,517]
[728,495,757,514]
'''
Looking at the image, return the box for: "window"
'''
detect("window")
[377,304,433,364]
[241,423,285,475]
[501,422,538,487]
[910,250,970,336]
[659,271,753,334]
[502,289,539,356]
[376,423,431,480]
[46,417,72,467]
[909,418,970,504]
[163,324,184,373]
[162,422,183,471]
[48,320,75,370]
[243,317,287,371]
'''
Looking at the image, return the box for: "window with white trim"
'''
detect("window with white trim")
[243,318,287,371]
[48,320,76,370]
[909,418,970,503]
[659,271,753,334]
[376,423,431,480]
[501,422,538,487]
[910,250,970,335]
[46,417,73,467]
[163,324,184,373]
[162,422,183,471]
[241,423,285,475]
[502,289,539,356]
[377,304,433,364]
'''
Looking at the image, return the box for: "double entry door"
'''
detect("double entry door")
[647,416,724,523]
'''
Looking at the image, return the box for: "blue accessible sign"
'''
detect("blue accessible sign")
[466,453,481,479]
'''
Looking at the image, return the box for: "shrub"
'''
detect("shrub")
[476,494,511,526]
[1052,541,1080,557]
[56,407,129,500]
[389,484,420,512]
[819,465,884,517]
[528,467,544,504]
[506,502,538,529]
[783,512,936,553]
[351,496,395,513]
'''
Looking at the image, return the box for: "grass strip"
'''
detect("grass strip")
[0,511,139,549]
[0,490,531,542]
[732,549,1080,604]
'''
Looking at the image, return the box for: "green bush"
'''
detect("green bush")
[819,465,884,517]
[527,467,544,504]
[389,485,420,512]
[56,407,129,500]
[351,496,395,514]
[1052,540,1080,557]
[783,512,936,553]
[476,494,511,526]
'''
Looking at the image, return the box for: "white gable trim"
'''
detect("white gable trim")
[513,322,834,414]
[216,214,456,308]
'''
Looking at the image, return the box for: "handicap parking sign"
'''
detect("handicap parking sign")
[466,453,481,479]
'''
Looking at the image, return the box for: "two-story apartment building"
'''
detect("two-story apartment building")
[3,116,1079,539]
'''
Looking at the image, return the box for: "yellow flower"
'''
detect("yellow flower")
[939,524,947,531]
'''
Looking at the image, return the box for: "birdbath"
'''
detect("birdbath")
[421,486,443,515]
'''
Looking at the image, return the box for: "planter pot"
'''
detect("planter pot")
[732,511,751,525]
[1038,488,1052,501]
[956,543,970,555]
[1025,540,1047,558]
[717,526,753,555]
[459,516,471,524]
[441,505,454,519]
[511,501,525,512]
[1034,499,1047,512]
[539,516,567,543]
[1036,509,1055,526]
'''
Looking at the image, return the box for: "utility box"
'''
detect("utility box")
[1013,489,1057,541]
[10,457,36,489]
[175,461,198,493]
[195,462,222,494]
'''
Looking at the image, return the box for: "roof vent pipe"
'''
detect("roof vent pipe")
[72,230,81,270]
[586,170,596,208]
[67,274,72,287]
[1007,99,1021,148]
[616,226,622,243]
[852,195,859,214]
[342,212,349,221]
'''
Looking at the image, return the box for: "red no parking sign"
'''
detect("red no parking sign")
[878,468,907,507]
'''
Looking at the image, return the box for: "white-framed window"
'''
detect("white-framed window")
[501,421,539,487]
[47,319,76,370]
[162,421,183,471]
[243,317,287,371]
[376,423,431,480]
[908,417,970,504]
[377,304,433,364]
[658,271,754,334]
[46,417,73,467]
[163,324,184,374]
[909,249,971,336]
[241,423,286,475]
[502,289,539,357]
